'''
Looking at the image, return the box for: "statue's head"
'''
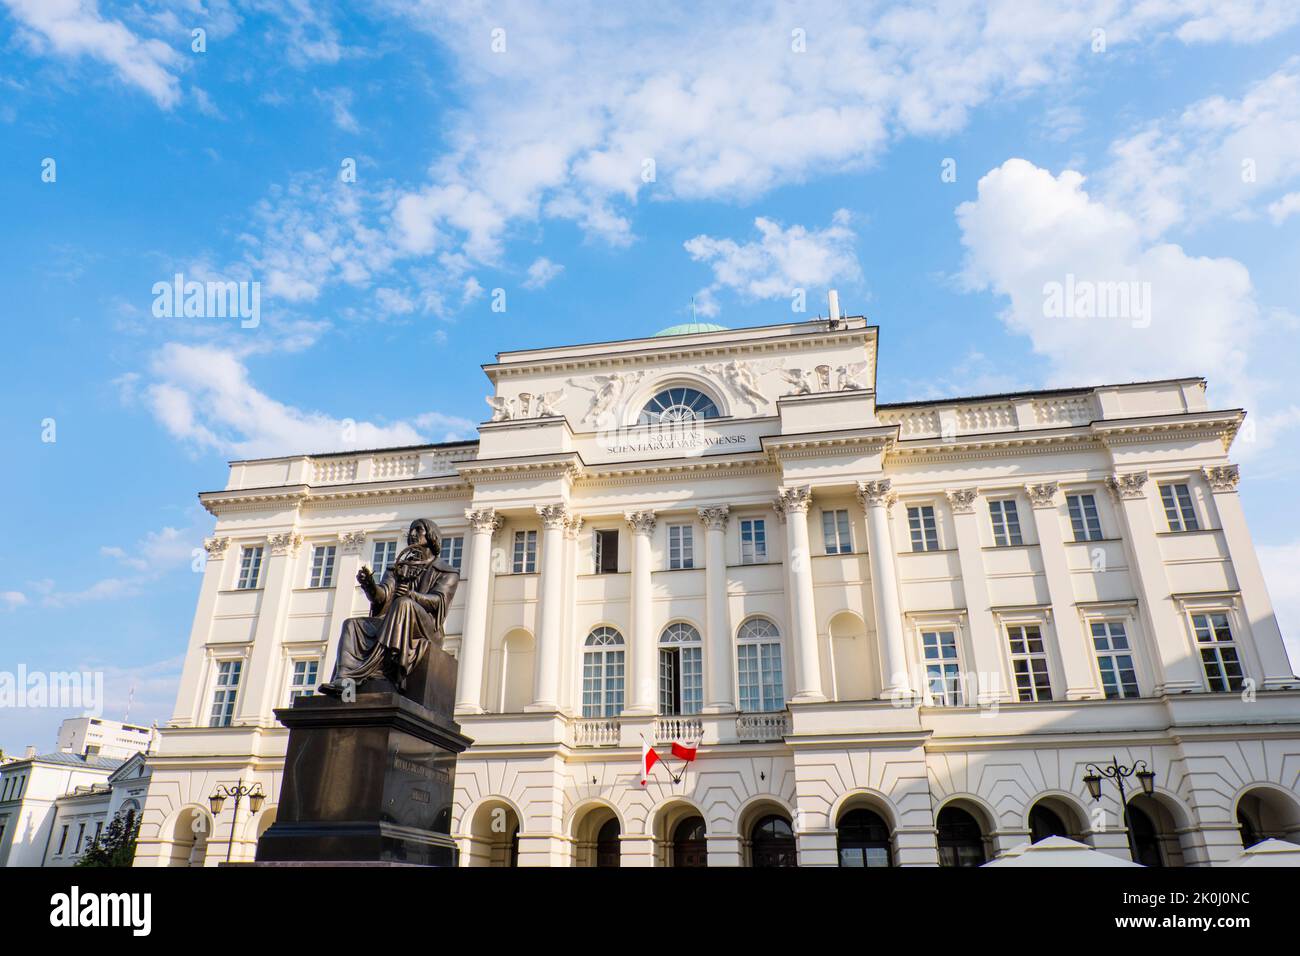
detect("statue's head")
[407,518,442,557]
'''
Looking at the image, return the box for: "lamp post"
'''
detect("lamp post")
[209,782,266,863]
[1083,757,1156,863]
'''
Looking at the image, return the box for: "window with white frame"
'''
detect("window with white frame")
[441,535,464,570]
[309,544,336,588]
[922,630,963,706]
[1159,482,1200,532]
[740,518,767,564]
[988,499,1024,547]
[822,509,853,554]
[582,626,625,717]
[289,659,320,701]
[593,529,619,574]
[235,545,263,589]
[1191,612,1244,692]
[1066,494,1103,542]
[209,660,242,727]
[908,505,939,552]
[736,617,785,712]
[659,623,703,715]
[1005,624,1052,701]
[512,530,538,573]
[668,524,695,569]
[1090,621,1139,699]
[372,540,398,577]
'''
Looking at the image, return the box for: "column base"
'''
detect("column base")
[701,703,736,715]
[523,702,559,713]
[791,691,827,703]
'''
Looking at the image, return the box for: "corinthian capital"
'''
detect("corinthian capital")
[625,510,657,535]
[203,536,230,558]
[697,505,730,530]
[855,479,894,508]
[945,488,979,514]
[563,513,585,539]
[1202,464,1240,493]
[1106,471,1149,501]
[1025,482,1059,509]
[465,508,503,535]
[536,503,570,529]
[774,485,812,515]
[268,532,303,556]
[338,530,367,554]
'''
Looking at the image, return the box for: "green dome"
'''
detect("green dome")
[653,321,728,337]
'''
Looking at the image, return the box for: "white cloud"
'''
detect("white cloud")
[522,257,564,290]
[1268,191,1300,225]
[315,86,360,133]
[139,342,475,458]
[685,210,859,313]
[1258,540,1300,673]
[3,0,185,108]
[1,591,27,611]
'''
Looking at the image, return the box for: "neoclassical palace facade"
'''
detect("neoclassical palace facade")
[135,312,1300,867]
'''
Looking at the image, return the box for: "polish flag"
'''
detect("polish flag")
[671,741,698,762]
[640,739,660,786]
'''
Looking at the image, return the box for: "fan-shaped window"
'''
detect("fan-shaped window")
[737,617,784,713]
[659,623,703,716]
[638,387,720,425]
[582,627,625,717]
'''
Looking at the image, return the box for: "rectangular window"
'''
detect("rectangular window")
[822,509,853,554]
[309,544,336,588]
[1192,612,1244,692]
[236,545,263,590]
[737,643,785,712]
[593,529,619,574]
[908,505,939,552]
[372,540,398,577]
[93,821,102,845]
[209,660,242,727]
[1091,621,1139,699]
[989,499,1024,547]
[441,535,464,570]
[1066,494,1103,542]
[922,630,963,706]
[659,646,703,715]
[289,659,319,702]
[57,825,68,855]
[1005,624,1052,702]
[1160,483,1200,532]
[75,823,85,853]
[740,518,768,564]
[512,530,538,573]
[582,649,625,717]
[668,524,695,569]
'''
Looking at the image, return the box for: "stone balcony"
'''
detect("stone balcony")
[568,711,789,748]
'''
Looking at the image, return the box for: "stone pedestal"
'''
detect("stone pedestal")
[256,645,472,866]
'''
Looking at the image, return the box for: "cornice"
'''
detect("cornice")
[456,453,583,485]
[886,429,1101,464]
[1090,411,1242,450]
[763,427,893,461]
[576,455,777,488]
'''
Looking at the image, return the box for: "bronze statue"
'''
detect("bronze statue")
[319,518,459,697]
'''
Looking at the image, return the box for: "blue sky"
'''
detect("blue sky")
[2,1,1298,754]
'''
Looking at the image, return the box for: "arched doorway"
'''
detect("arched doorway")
[936,805,987,867]
[1029,804,1069,843]
[672,816,708,868]
[465,801,522,867]
[837,808,893,867]
[1236,787,1300,848]
[596,818,621,868]
[166,807,212,867]
[750,814,797,868]
[1125,794,1188,867]
[572,804,621,867]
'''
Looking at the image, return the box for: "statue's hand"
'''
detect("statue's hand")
[395,581,412,597]
[357,565,373,585]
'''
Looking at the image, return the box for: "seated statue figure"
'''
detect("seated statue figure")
[319,517,459,697]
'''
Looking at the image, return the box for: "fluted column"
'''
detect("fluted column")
[529,504,568,710]
[457,508,502,714]
[857,480,912,697]
[698,506,734,712]
[945,488,1005,704]
[775,486,825,702]
[1203,465,1293,688]
[625,510,658,714]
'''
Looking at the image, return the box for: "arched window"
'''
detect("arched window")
[672,816,708,868]
[837,808,893,867]
[737,618,784,712]
[936,806,986,867]
[582,627,625,717]
[660,623,703,715]
[750,814,797,868]
[596,818,621,868]
[1029,804,1070,843]
[638,387,721,425]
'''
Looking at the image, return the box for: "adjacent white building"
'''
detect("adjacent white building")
[56,717,156,760]
[135,309,1300,867]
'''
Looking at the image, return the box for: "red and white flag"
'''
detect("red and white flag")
[640,738,660,786]
[671,740,697,762]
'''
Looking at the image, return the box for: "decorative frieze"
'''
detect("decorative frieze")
[338,530,367,554]
[268,532,303,556]
[945,488,979,514]
[1202,464,1240,493]
[1106,471,1149,501]
[774,485,813,515]
[697,505,730,530]
[624,510,657,536]
[1025,482,1059,509]
[465,508,504,535]
[537,503,570,529]
[203,536,230,558]
[855,479,894,509]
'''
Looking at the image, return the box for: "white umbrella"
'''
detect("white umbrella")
[1225,839,1300,867]
[983,835,1142,867]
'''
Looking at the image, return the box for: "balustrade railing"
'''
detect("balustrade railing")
[736,711,790,742]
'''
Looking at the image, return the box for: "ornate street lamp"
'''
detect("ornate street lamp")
[209,782,266,863]
[1083,757,1155,863]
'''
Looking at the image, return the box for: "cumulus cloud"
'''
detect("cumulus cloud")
[522,257,564,290]
[685,210,859,315]
[1268,191,1300,225]
[1,591,27,611]
[138,342,475,458]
